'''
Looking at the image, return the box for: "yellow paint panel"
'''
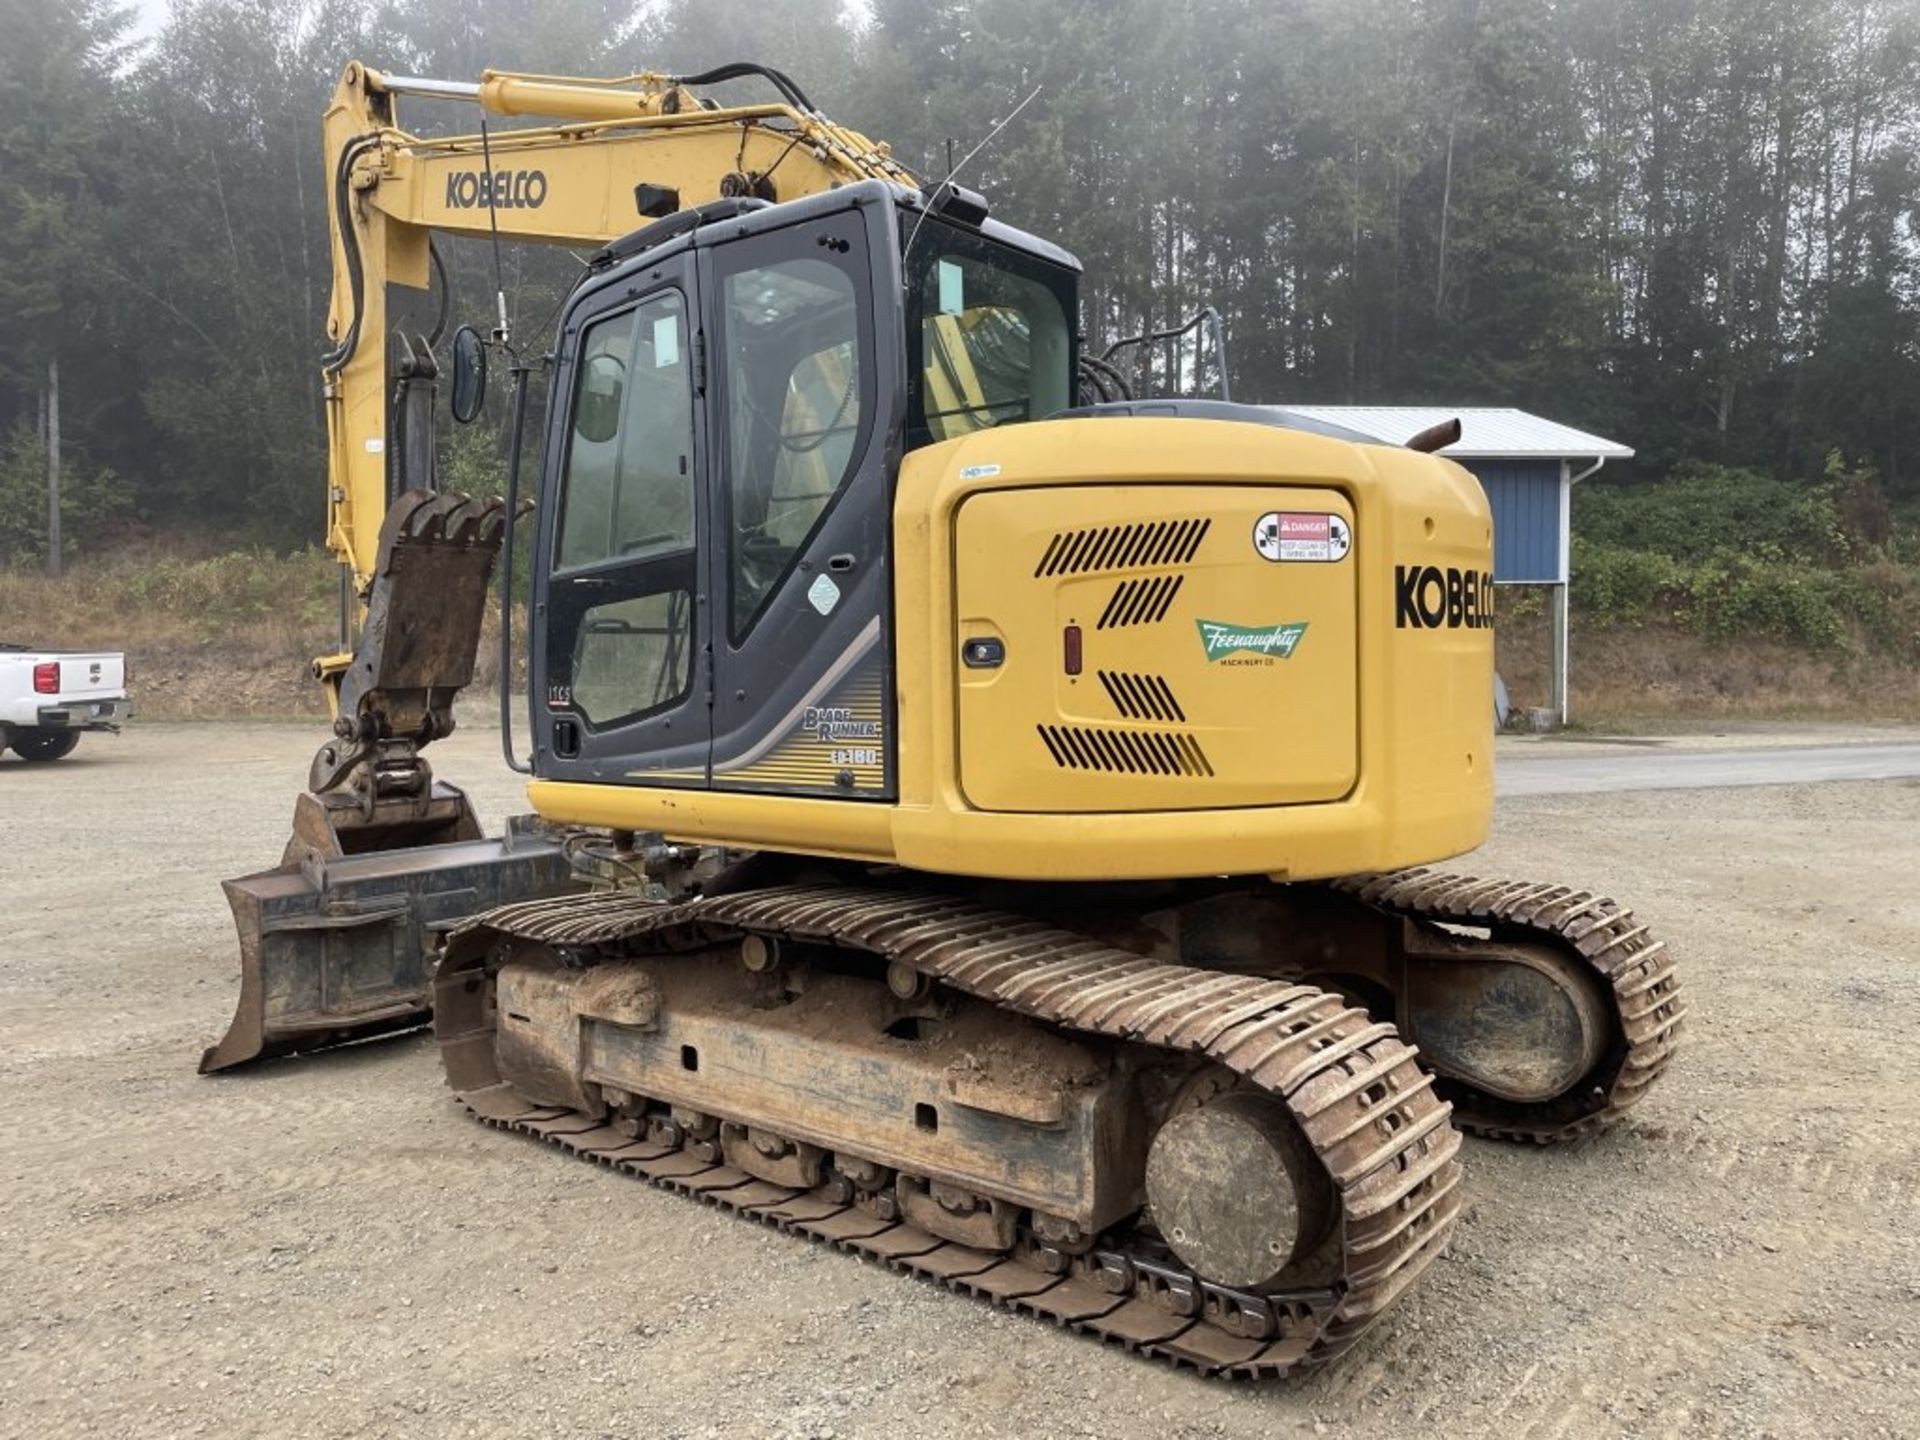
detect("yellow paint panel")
[954,485,1356,812]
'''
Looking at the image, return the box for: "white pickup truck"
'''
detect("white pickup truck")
[0,646,131,761]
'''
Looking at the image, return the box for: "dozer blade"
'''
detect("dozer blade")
[203,487,573,1073]
[203,800,573,1073]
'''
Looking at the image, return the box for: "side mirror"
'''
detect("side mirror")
[450,325,488,424]
[573,352,626,444]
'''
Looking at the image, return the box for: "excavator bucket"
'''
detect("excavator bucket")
[201,489,577,1073]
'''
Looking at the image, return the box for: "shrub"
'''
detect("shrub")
[1683,551,1848,650]
[1573,540,1920,659]
[1569,539,1684,624]
[1567,454,1920,659]
[1574,461,1852,565]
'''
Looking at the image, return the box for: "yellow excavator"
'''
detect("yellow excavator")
[203,60,1685,1376]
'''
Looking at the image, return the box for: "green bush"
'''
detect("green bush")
[1814,561,1920,653]
[437,419,510,499]
[1574,460,1855,564]
[1572,539,1920,658]
[1568,539,1684,624]
[1684,551,1847,649]
[1569,455,1920,658]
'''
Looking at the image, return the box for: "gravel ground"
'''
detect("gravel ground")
[3,723,1916,1439]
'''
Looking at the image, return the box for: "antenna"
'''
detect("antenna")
[477,117,511,349]
[903,83,1043,276]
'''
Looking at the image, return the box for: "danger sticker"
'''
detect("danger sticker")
[1253,511,1351,563]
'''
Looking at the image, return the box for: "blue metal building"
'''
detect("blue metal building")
[1265,406,1635,723]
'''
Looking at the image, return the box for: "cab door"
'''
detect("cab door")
[533,258,710,785]
[701,203,898,798]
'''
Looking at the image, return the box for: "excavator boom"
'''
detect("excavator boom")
[320,61,912,595]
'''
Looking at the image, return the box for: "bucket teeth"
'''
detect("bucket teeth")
[382,489,435,541]
[408,492,468,544]
[384,493,511,549]
[443,503,483,546]
[455,495,507,547]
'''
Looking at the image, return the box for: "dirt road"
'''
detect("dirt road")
[3,724,1915,1439]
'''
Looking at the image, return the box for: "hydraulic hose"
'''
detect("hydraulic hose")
[672,62,815,112]
[498,356,533,775]
[321,134,381,375]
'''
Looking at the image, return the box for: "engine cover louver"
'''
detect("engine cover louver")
[1034,517,1211,577]
[1097,574,1184,630]
[1037,724,1214,778]
[1096,670,1187,722]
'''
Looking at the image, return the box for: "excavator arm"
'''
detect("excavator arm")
[319,60,914,599]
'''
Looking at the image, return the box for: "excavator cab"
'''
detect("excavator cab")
[518,183,1500,878]
[532,182,1074,798]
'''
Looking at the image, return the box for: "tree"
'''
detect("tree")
[0,0,131,566]
[6,0,1920,559]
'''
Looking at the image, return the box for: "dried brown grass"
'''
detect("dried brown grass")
[1497,611,1920,728]
[0,543,511,720]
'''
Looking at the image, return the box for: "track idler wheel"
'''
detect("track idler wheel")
[1400,940,1611,1105]
[1145,1089,1335,1291]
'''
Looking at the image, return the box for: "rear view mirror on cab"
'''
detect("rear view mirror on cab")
[450,324,488,423]
[573,351,625,444]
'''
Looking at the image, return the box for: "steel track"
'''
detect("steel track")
[438,883,1466,1377]
[1331,869,1686,1142]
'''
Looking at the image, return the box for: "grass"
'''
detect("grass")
[1496,610,1920,730]
[0,540,512,720]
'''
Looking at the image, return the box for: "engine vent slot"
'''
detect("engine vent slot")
[1096,574,1184,629]
[1096,670,1187,722]
[1037,724,1214,778]
[1034,518,1210,578]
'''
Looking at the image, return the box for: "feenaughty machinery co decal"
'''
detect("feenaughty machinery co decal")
[1196,619,1310,663]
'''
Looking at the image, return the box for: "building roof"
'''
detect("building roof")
[1266,405,1634,460]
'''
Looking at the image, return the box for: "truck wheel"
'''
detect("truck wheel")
[10,729,80,762]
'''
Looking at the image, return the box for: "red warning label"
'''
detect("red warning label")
[1253,511,1351,563]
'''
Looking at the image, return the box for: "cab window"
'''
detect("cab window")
[905,224,1074,449]
[551,290,696,728]
[719,254,867,640]
[556,291,693,573]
